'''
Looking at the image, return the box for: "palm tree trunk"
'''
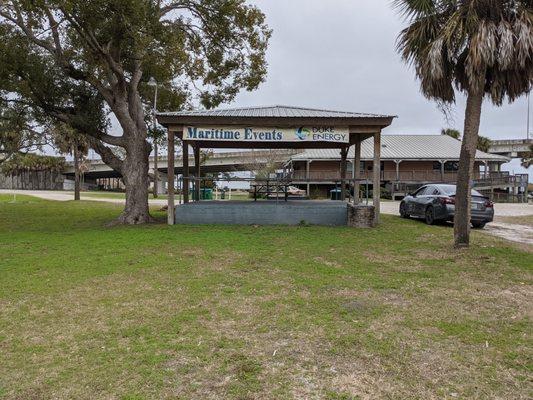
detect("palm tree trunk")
[454,89,483,247]
[73,144,81,201]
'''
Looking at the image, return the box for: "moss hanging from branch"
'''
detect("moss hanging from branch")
[1,153,65,175]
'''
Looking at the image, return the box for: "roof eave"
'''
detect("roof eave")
[156,114,395,129]
[289,156,511,162]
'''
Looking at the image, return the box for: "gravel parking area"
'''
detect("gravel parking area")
[380,200,533,218]
[381,200,533,245]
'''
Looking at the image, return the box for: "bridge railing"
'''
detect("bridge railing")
[490,139,533,146]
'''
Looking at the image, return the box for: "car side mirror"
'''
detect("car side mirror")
[409,192,414,197]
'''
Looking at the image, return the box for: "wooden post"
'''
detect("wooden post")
[182,141,189,203]
[373,132,381,224]
[483,161,489,178]
[306,160,310,196]
[73,144,80,200]
[440,160,446,181]
[354,137,361,204]
[340,147,348,201]
[167,130,175,225]
[194,144,201,201]
[395,160,401,181]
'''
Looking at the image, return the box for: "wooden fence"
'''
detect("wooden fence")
[0,170,64,190]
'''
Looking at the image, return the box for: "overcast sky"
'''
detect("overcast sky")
[227,0,531,175]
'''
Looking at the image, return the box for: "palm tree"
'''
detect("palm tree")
[395,0,533,247]
[477,135,492,153]
[52,124,89,201]
[441,128,461,139]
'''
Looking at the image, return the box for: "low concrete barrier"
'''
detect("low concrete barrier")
[174,200,348,226]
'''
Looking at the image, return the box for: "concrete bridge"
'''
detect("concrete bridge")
[63,149,299,179]
[488,139,532,158]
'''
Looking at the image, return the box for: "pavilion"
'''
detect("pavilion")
[157,105,395,226]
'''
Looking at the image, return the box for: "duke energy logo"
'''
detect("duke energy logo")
[295,127,311,140]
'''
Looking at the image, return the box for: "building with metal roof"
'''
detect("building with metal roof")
[285,134,524,201]
[289,134,509,162]
[157,104,392,119]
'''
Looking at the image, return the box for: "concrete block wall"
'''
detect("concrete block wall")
[174,201,348,226]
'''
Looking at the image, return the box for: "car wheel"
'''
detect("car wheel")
[425,206,435,225]
[472,221,486,229]
[399,202,409,218]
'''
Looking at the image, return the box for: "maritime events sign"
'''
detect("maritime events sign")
[184,126,350,143]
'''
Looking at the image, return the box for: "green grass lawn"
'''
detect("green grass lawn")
[0,194,531,399]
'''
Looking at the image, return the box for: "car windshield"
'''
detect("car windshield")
[438,185,483,197]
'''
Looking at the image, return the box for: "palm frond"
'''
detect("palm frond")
[392,0,438,20]
[394,0,533,104]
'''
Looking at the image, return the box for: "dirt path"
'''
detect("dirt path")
[484,222,533,245]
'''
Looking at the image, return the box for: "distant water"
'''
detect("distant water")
[501,158,532,183]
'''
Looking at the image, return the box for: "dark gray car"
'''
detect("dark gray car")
[399,184,494,228]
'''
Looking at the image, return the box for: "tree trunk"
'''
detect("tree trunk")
[454,89,484,248]
[113,137,153,225]
[73,144,81,201]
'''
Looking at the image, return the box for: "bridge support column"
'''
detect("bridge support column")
[156,173,167,195]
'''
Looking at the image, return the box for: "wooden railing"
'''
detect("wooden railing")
[290,170,474,182]
[289,170,528,186]
[474,173,529,188]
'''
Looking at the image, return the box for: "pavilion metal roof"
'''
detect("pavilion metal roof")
[289,135,509,162]
[157,105,393,119]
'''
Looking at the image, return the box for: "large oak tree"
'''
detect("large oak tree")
[0,0,270,223]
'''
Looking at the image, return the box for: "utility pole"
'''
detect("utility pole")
[148,77,159,198]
